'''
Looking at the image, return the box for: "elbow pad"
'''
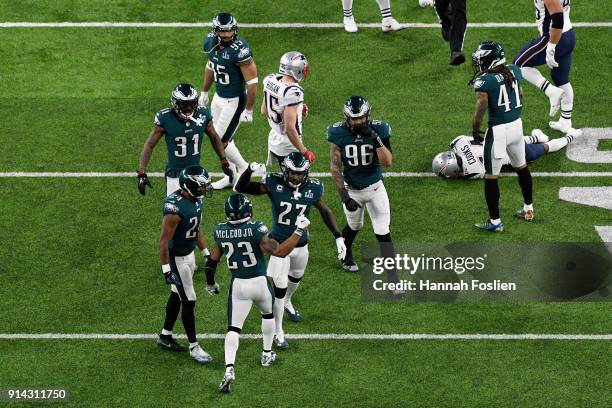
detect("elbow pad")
[550,12,564,30]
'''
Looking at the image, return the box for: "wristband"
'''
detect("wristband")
[162,264,171,274]
[246,77,259,85]
[294,228,304,237]
[201,248,210,258]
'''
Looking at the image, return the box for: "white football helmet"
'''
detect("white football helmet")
[279,51,309,82]
[432,151,462,179]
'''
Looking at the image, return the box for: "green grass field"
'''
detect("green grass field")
[1,1,611,407]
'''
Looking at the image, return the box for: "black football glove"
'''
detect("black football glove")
[340,189,361,212]
[137,172,152,195]
[221,158,232,177]
[472,130,485,143]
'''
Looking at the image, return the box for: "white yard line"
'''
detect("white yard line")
[0,22,610,28]
[0,333,610,340]
[0,172,611,178]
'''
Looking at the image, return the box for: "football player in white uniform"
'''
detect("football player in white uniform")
[433,129,578,179]
[513,0,576,133]
[200,12,258,190]
[262,52,316,166]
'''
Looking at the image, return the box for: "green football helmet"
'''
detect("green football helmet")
[472,41,506,74]
[212,12,238,46]
[224,193,253,224]
[171,83,199,120]
[282,152,311,188]
[179,165,212,199]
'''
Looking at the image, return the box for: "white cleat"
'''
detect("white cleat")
[531,129,549,143]
[211,175,233,190]
[219,367,235,393]
[566,128,583,138]
[343,17,358,33]
[419,0,434,7]
[547,86,564,117]
[261,351,277,367]
[382,17,403,32]
[548,118,572,134]
[189,344,213,364]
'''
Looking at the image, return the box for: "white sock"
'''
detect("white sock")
[285,275,303,305]
[342,0,353,17]
[224,331,240,366]
[521,67,560,97]
[376,0,392,18]
[261,318,275,352]
[523,203,533,212]
[273,295,285,335]
[161,329,172,336]
[490,218,501,225]
[559,83,574,121]
[225,141,248,173]
[546,135,574,153]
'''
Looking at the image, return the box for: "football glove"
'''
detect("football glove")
[198,91,209,107]
[335,237,347,261]
[249,162,266,176]
[240,109,253,123]
[340,189,361,212]
[220,158,232,177]
[162,264,173,285]
[303,150,316,163]
[472,130,485,143]
[206,282,220,295]
[545,43,559,69]
[294,215,311,236]
[138,172,152,195]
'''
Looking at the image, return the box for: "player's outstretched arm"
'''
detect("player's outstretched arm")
[260,216,309,257]
[234,163,269,195]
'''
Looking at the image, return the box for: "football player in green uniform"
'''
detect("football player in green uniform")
[235,152,346,348]
[157,165,213,364]
[469,41,534,232]
[200,12,259,190]
[137,83,231,196]
[204,194,310,393]
[327,96,395,274]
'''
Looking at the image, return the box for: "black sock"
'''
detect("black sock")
[181,301,197,344]
[376,233,399,284]
[342,224,359,260]
[163,292,181,332]
[484,178,500,220]
[516,167,533,205]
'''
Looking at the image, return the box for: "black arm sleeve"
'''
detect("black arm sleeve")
[234,167,266,195]
[550,12,564,30]
[204,257,219,285]
[382,138,392,153]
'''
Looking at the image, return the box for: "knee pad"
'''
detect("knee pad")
[273,285,287,299]
[373,224,390,236]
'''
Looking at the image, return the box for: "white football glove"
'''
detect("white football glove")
[295,215,310,230]
[240,109,253,123]
[545,42,558,69]
[335,237,347,261]
[249,162,266,174]
[205,282,220,295]
[198,91,209,107]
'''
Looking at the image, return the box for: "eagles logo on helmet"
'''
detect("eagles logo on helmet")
[343,96,371,133]
[179,165,212,199]
[171,83,199,120]
[225,193,253,224]
[212,12,238,47]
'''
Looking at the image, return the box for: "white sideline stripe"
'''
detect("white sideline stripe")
[0,333,610,340]
[0,22,610,28]
[1,172,611,178]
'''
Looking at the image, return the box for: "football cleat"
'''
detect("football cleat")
[343,16,358,33]
[547,87,564,117]
[211,175,233,190]
[189,344,213,364]
[284,301,301,323]
[261,351,277,367]
[450,51,466,66]
[342,258,359,272]
[156,334,188,352]
[515,209,535,221]
[548,118,572,134]
[566,128,583,138]
[219,367,235,393]
[419,0,434,7]
[531,129,549,143]
[273,333,289,350]
[381,17,403,32]
[474,220,504,232]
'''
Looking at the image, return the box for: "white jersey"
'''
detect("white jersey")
[450,136,512,179]
[263,74,304,156]
[535,0,572,36]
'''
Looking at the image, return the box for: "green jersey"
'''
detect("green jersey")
[163,191,202,256]
[203,34,253,98]
[213,220,269,279]
[473,64,523,127]
[326,121,391,189]
[154,107,212,177]
[264,173,324,246]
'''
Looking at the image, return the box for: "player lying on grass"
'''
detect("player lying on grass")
[203,193,311,393]
[432,128,579,180]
